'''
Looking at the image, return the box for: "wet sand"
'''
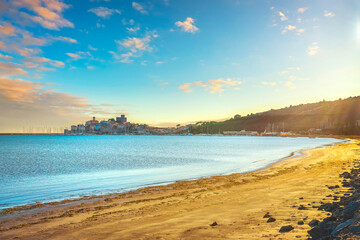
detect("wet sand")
[0,139,359,239]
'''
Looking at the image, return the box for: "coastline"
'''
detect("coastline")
[0,138,358,239]
[0,136,346,212]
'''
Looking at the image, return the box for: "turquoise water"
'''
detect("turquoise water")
[0,135,343,209]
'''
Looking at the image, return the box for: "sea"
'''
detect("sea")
[0,135,344,209]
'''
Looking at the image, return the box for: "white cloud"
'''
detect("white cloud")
[88,45,98,51]
[52,36,78,43]
[111,31,157,63]
[118,36,152,52]
[262,81,277,86]
[13,0,74,30]
[66,53,81,59]
[20,57,65,70]
[122,19,135,25]
[0,62,28,76]
[296,28,305,35]
[96,23,105,28]
[278,11,288,21]
[175,17,199,33]
[297,8,308,13]
[66,51,91,60]
[308,42,319,56]
[282,25,296,34]
[179,78,242,94]
[324,10,335,17]
[132,2,147,14]
[285,81,296,89]
[126,26,140,33]
[0,24,16,36]
[278,67,301,77]
[0,53,13,60]
[88,7,121,18]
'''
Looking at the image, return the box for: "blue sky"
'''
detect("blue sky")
[0,0,359,132]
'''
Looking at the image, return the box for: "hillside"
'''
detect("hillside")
[189,96,360,135]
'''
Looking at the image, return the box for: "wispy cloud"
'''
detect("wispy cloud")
[0,53,13,60]
[0,24,16,36]
[126,26,140,34]
[12,0,74,30]
[0,62,28,76]
[88,7,121,18]
[179,78,242,94]
[296,28,305,35]
[308,42,319,56]
[132,2,147,14]
[0,77,122,131]
[297,8,308,13]
[282,25,304,35]
[21,34,47,46]
[278,11,288,21]
[261,81,277,86]
[88,45,98,51]
[111,31,157,63]
[175,17,199,33]
[66,51,91,60]
[21,57,65,69]
[285,81,296,89]
[282,25,296,34]
[52,36,78,44]
[0,41,42,57]
[324,10,335,17]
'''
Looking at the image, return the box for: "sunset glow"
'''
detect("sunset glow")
[0,0,359,132]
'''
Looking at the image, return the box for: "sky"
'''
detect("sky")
[0,0,359,133]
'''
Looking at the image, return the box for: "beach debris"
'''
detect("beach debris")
[267,217,276,223]
[297,220,304,225]
[263,212,271,218]
[308,219,320,227]
[279,225,294,233]
[210,221,218,227]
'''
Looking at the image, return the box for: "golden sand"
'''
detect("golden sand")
[1,139,359,239]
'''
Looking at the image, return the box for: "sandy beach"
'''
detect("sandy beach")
[1,138,359,239]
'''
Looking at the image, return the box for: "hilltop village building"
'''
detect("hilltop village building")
[65,115,132,135]
[64,115,183,135]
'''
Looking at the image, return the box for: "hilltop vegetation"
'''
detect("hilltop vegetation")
[189,96,360,135]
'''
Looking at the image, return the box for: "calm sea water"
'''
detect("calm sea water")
[0,135,343,209]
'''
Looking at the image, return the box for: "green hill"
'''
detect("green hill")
[189,96,360,135]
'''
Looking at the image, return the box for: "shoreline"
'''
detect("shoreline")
[1,138,359,239]
[0,137,347,213]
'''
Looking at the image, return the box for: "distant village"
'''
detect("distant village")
[64,115,191,136]
[63,115,293,136]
